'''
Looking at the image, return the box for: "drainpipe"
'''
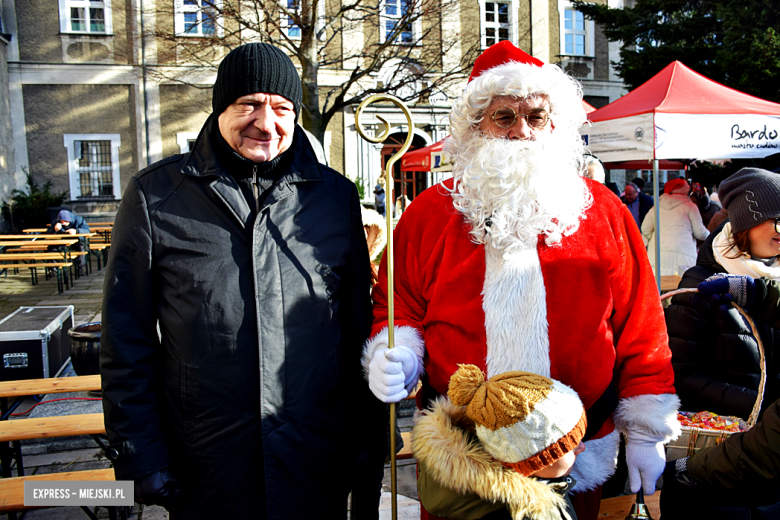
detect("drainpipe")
[140,0,151,166]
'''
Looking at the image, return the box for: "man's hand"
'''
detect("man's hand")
[698,273,755,308]
[66,228,77,235]
[625,430,666,495]
[53,222,63,232]
[134,468,183,513]
[367,346,420,403]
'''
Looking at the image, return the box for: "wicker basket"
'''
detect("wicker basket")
[660,287,766,461]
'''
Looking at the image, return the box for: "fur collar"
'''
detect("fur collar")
[412,398,571,520]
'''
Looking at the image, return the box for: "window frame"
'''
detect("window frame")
[174,0,224,38]
[177,132,199,154]
[480,0,515,49]
[379,0,421,45]
[58,0,113,35]
[63,134,122,201]
[559,1,595,57]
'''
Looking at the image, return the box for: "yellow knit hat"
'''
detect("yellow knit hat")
[448,364,587,476]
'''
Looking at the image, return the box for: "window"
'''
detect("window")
[177,132,199,154]
[64,134,121,200]
[564,8,586,55]
[59,0,112,34]
[282,0,301,38]
[380,0,417,44]
[174,0,222,37]
[483,2,511,47]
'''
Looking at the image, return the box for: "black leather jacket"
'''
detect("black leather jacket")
[101,116,387,519]
[665,225,780,420]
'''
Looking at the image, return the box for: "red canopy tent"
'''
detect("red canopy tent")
[582,60,780,163]
[582,60,780,287]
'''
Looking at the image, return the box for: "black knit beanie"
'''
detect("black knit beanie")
[718,167,780,233]
[212,43,302,121]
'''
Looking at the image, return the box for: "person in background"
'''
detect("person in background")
[395,193,411,217]
[101,42,386,519]
[621,182,654,228]
[689,181,722,228]
[663,267,780,518]
[47,209,90,274]
[415,366,588,520]
[665,168,780,422]
[582,154,606,184]
[363,41,679,520]
[641,178,709,276]
[374,183,386,217]
[632,177,646,191]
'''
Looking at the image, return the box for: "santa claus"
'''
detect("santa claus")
[363,42,680,519]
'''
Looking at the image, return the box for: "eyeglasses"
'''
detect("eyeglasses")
[489,106,551,130]
[775,217,780,233]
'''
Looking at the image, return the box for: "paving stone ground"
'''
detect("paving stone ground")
[0,260,422,519]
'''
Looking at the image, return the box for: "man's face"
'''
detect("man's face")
[624,186,638,203]
[218,93,296,163]
[478,95,554,141]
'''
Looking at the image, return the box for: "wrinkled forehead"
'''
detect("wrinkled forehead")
[485,94,550,113]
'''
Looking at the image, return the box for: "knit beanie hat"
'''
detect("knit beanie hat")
[718,168,780,233]
[212,43,302,120]
[448,365,587,477]
[663,178,689,195]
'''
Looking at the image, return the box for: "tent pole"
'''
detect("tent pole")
[653,159,661,292]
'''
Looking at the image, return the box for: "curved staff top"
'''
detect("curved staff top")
[355,95,415,520]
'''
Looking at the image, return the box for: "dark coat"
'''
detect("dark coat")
[664,227,780,420]
[101,116,387,519]
[621,192,654,227]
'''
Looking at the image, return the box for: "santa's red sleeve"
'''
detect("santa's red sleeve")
[609,200,680,442]
[361,197,429,377]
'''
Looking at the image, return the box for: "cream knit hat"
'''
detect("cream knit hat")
[448,365,587,476]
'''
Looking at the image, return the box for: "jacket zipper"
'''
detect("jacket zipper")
[252,165,259,214]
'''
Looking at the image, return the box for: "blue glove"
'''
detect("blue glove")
[697,274,755,308]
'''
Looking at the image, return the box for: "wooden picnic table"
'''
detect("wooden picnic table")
[21,228,48,233]
[0,233,95,239]
[0,239,78,247]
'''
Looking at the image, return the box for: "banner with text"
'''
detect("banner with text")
[581,114,655,162]
[655,113,780,160]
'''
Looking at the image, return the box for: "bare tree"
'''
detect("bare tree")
[138,0,483,143]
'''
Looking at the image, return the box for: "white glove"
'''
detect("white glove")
[625,430,666,495]
[367,346,420,403]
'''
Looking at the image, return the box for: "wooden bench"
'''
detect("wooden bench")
[89,243,110,270]
[0,262,73,293]
[0,376,121,519]
[0,468,116,514]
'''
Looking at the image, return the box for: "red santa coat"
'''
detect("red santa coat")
[368,178,677,492]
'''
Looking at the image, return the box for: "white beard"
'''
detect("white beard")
[449,133,592,251]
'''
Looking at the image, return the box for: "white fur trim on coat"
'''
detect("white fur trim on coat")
[613,394,682,443]
[413,398,570,520]
[483,244,550,377]
[568,430,619,492]
[361,325,425,381]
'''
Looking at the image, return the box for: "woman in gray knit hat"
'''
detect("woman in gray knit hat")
[664,167,780,423]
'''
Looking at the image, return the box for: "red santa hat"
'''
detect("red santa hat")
[664,178,690,195]
[446,42,586,148]
[468,41,544,82]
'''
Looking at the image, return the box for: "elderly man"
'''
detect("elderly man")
[622,182,654,228]
[363,42,679,520]
[101,42,386,519]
